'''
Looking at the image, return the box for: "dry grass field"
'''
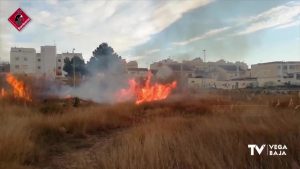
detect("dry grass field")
[0,89,300,169]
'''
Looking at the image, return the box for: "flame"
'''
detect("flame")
[1,88,7,97]
[63,94,72,99]
[118,71,176,104]
[4,73,32,101]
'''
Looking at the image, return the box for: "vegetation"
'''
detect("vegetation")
[63,42,125,78]
[86,43,125,74]
[0,90,299,169]
[63,56,87,77]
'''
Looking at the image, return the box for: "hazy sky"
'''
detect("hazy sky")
[0,0,299,67]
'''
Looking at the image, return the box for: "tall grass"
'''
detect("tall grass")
[0,92,299,169]
[60,99,300,169]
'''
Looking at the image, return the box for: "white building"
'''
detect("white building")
[40,46,57,77]
[127,68,148,78]
[150,58,179,70]
[56,52,83,77]
[188,77,258,90]
[126,61,138,69]
[251,61,300,87]
[10,45,83,78]
[188,77,216,89]
[10,47,36,74]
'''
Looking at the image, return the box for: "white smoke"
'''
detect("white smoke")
[155,65,173,79]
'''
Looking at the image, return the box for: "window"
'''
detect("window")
[297,74,300,80]
[24,57,27,61]
[283,65,287,70]
[58,59,61,62]
[37,66,41,69]
[58,66,61,70]
[15,65,19,69]
[37,58,41,62]
[15,57,19,61]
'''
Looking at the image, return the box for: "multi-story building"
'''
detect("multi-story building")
[126,61,138,69]
[252,61,300,78]
[10,47,36,74]
[10,46,83,78]
[35,53,44,74]
[251,61,300,86]
[0,62,10,73]
[150,58,179,70]
[40,46,57,77]
[56,52,83,77]
[127,68,148,78]
[188,77,258,89]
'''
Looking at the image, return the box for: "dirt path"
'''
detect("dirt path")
[40,129,126,169]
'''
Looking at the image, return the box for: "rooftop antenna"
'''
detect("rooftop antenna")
[72,48,76,88]
[203,49,206,63]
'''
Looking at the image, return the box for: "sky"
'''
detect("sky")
[0,0,299,68]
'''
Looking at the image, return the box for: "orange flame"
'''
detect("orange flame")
[118,72,176,104]
[4,73,32,101]
[1,88,7,97]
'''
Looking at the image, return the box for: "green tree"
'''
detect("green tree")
[86,43,125,74]
[63,56,87,77]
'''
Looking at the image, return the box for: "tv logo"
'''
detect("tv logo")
[8,8,31,31]
[248,144,265,155]
[248,144,287,156]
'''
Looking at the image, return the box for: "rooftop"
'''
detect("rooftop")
[253,61,300,65]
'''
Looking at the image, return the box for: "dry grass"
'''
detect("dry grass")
[0,91,300,169]
[86,110,300,169]
[0,101,137,169]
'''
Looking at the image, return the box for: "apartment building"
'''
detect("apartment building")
[40,46,56,77]
[10,47,36,74]
[56,52,83,77]
[251,61,300,86]
[10,46,82,78]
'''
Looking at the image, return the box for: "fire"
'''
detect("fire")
[118,72,177,104]
[2,73,32,101]
[1,88,7,97]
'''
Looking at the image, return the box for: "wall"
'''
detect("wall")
[10,48,36,74]
[188,77,258,89]
[41,46,56,78]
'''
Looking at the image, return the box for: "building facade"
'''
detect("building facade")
[188,77,258,89]
[127,68,148,78]
[40,46,57,77]
[0,62,10,73]
[252,61,300,78]
[251,61,300,87]
[10,46,82,78]
[126,61,138,69]
[56,52,83,77]
[10,47,36,74]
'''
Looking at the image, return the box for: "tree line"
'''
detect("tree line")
[63,43,125,77]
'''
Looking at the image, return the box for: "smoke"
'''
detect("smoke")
[70,72,127,103]
[47,43,130,103]
[215,67,228,81]
[47,72,128,103]
[156,65,173,79]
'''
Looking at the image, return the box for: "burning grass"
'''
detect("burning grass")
[117,71,177,104]
[0,90,300,169]
[0,74,32,102]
